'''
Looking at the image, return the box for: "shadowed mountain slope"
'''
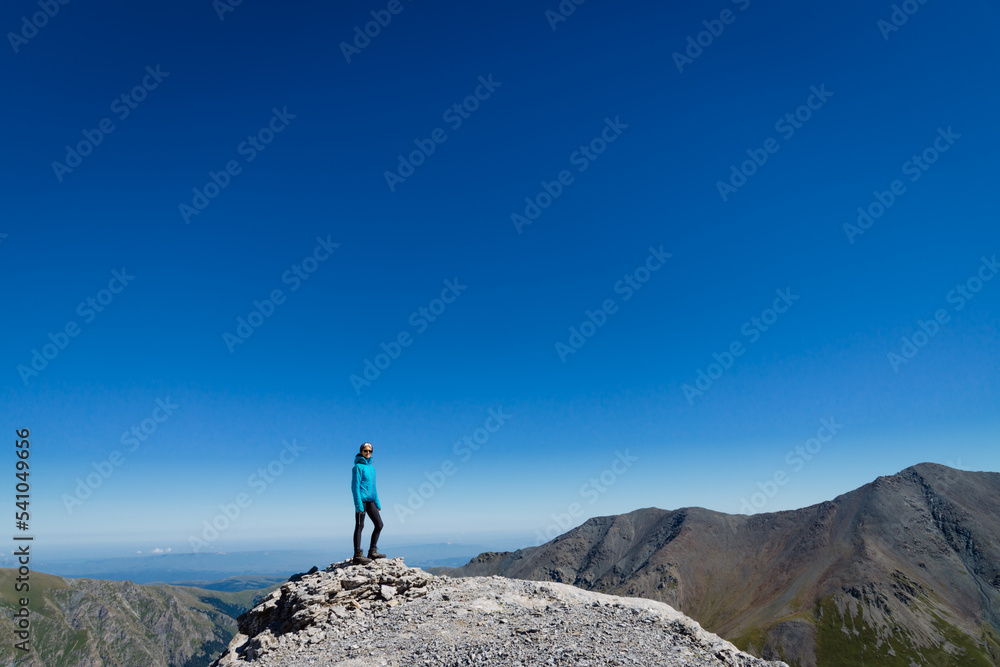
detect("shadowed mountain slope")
[0,570,278,666]
[444,463,1000,666]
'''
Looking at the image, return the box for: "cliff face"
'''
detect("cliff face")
[211,556,788,667]
[445,463,1000,666]
[0,569,273,667]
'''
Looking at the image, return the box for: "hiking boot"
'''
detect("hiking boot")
[367,547,386,559]
[353,550,372,565]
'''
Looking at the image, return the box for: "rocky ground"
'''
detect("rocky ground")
[211,557,788,667]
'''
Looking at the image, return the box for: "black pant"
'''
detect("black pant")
[353,500,383,553]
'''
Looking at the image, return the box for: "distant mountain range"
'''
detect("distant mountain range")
[32,544,487,585]
[30,550,331,585]
[0,569,278,666]
[441,463,1000,666]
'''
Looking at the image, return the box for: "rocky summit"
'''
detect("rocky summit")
[211,556,788,667]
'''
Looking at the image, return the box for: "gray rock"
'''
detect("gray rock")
[210,557,787,667]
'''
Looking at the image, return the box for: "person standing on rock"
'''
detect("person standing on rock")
[352,442,385,564]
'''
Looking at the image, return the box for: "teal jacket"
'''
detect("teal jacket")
[351,454,380,513]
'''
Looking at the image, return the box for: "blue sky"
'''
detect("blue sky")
[2,0,998,560]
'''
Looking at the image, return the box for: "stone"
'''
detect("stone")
[209,557,787,667]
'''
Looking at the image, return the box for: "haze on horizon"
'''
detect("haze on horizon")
[2,0,997,562]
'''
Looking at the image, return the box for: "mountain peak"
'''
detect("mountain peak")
[212,556,787,666]
[443,464,1000,665]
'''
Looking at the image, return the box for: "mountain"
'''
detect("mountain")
[147,575,288,593]
[31,545,494,584]
[32,550,332,585]
[211,556,788,666]
[442,463,1000,666]
[0,569,278,666]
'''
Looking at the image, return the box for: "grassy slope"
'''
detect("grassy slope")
[811,596,1000,667]
[0,569,280,667]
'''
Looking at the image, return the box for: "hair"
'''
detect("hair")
[359,442,372,454]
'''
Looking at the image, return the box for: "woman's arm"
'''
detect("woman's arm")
[352,465,364,513]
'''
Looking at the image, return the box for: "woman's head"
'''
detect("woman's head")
[360,442,373,458]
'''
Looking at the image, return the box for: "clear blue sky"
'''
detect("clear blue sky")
[2,0,998,559]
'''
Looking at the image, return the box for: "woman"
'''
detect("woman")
[351,442,385,564]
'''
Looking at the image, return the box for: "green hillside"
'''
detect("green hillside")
[0,569,279,667]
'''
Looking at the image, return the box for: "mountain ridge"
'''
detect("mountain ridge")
[442,463,1000,666]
